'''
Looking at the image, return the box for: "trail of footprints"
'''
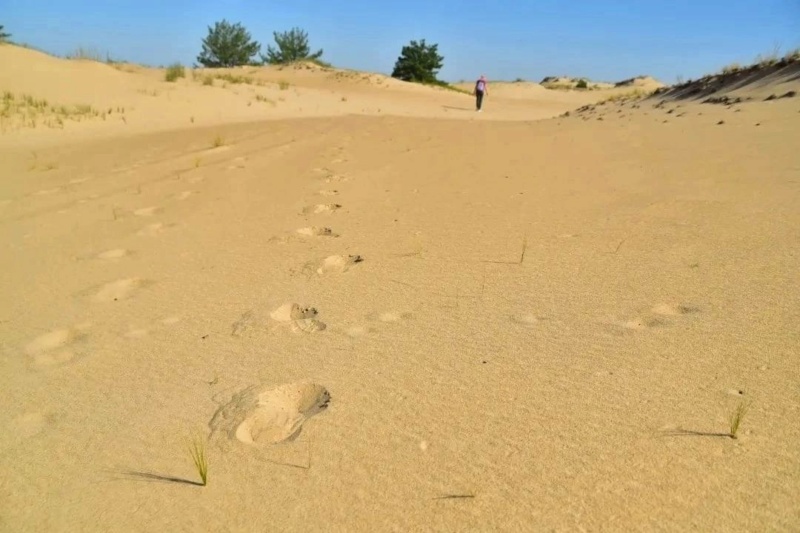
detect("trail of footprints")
[218,166,364,445]
[19,156,708,450]
[20,165,196,372]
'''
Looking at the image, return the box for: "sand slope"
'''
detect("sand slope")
[1,45,799,532]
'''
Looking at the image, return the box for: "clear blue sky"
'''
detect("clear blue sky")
[3,0,799,83]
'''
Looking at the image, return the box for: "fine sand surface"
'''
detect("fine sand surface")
[1,45,799,531]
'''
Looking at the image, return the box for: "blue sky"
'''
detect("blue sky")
[3,0,799,83]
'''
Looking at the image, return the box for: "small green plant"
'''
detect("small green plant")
[728,401,749,439]
[212,135,225,148]
[202,75,214,86]
[189,437,208,486]
[165,63,186,82]
[278,80,290,90]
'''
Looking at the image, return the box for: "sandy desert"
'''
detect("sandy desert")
[1,43,799,531]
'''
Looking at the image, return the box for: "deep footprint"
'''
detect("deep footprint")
[270,303,327,333]
[210,382,331,445]
[296,226,338,237]
[316,254,363,275]
[301,203,341,215]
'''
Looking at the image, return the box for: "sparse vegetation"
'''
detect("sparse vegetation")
[197,20,261,68]
[391,39,444,84]
[164,63,186,82]
[597,88,655,104]
[0,24,11,44]
[728,401,749,439]
[254,94,275,105]
[721,63,742,75]
[217,73,257,85]
[261,27,323,65]
[189,437,208,486]
[66,47,104,61]
[575,79,588,89]
[212,134,225,148]
[278,80,290,90]
[1,91,110,132]
[424,80,471,95]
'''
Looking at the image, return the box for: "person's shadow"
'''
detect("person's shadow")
[442,105,474,112]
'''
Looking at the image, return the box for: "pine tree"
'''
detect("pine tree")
[0,25,11,43]
[391,39,444,83]
[261,27,323,65]
[196,20,261,68]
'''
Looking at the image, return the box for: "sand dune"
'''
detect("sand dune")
[1,45,615,147]
[1,43,799,531]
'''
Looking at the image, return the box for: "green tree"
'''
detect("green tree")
[261,27,323,65]
[0,25,11,43]
[196,20,261,68]
[391,39,444,83]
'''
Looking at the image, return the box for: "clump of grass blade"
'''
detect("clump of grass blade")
[729,401,749,439]
[165,63,186,82]
[189,438,208,486]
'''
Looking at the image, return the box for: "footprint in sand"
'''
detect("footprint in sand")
[301,203,341,215]
[133,206,162,217]
[296,226,338,238]
[137,222,175,236]
[325,176,350,184]
[315,254,363,275]
[318,189,339,197]
[611,302,700,332]
[23,325,89,368]
[96,248,129,260]
[210,382,330,445]
[92,277,147,303]
[10,412,54,439]
[270,303,326,333]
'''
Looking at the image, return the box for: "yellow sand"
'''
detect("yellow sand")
[1,44,799,531]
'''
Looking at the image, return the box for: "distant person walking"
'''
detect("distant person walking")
[474,75,488,112]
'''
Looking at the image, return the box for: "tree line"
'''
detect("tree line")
[197,20,444,84]
[0,20,446,84]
